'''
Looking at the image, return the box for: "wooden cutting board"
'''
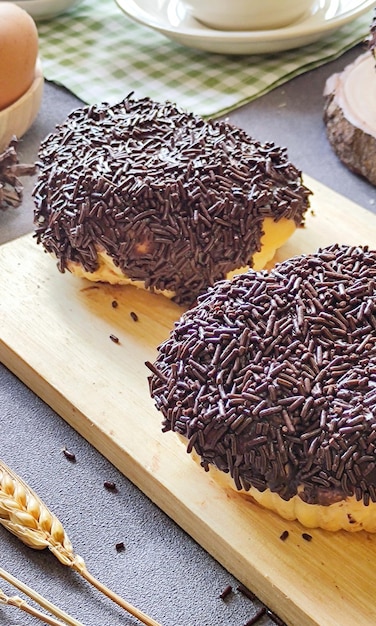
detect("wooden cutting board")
[1,175,376,626]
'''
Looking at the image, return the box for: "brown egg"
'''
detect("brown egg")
[0,4,39,111]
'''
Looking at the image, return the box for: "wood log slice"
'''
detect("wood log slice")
[323,51,376,186]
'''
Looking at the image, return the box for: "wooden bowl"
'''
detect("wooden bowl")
[0,59,44,152]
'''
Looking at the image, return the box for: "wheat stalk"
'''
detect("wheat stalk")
[0,459,162,626]
[0,564,84,626]
[0,585,72,626]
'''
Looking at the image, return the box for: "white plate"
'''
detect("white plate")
[115,0,374,54]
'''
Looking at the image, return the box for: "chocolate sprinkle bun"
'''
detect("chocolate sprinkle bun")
[33,95,311,305]
[147,244,376,532]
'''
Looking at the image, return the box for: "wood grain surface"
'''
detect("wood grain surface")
[1,175,376,626]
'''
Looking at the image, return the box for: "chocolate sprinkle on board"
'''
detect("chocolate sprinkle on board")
[148,244,376,506]
[302,532,313,542]
[279,530,289,541]
[109,334,120,344]
[32,95,310,305]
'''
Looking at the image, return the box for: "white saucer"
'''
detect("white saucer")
[115,0,374,54]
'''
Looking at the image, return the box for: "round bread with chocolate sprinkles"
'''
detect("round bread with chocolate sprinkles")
[147,244,376,532]
[33,95,310,305]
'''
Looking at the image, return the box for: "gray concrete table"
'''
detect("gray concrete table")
[0,42,375,626]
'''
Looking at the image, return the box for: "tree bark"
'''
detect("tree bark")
[323,51,376,186]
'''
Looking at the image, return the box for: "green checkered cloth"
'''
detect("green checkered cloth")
[37,0,373,117]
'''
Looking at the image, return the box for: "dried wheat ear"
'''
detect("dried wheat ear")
[0,458,162,626]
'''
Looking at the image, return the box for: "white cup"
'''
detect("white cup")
[185,0,315,31]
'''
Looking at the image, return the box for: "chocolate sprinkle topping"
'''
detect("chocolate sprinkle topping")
[32,95,310,305]
[148,244,376,506]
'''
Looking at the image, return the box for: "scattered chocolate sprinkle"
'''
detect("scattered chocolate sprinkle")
[266,608,286,625]
[219,584,233,600]
[302,533,313,542]
[130,311,139,322]
[148,244,376,507]
[244,607,266,625]
[237,585,257,602]
[32,94,310,305]
[109,334,119,344]
[111,300,118,308]
[279,530,289,541]
[0,137,36,210]
[104,481,117,491]
[115,541,125,552]
[62,447,76,462]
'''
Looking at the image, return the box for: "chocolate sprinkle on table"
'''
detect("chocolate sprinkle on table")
[109,334,119,344]
[244,607,266,625]
[62,447,76,462]
[266,608,286,626]
[104,480,117,491]
[237,585,257,602]
[148,244,376,506]
[32,95,310,305]
[219,584,233,599]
